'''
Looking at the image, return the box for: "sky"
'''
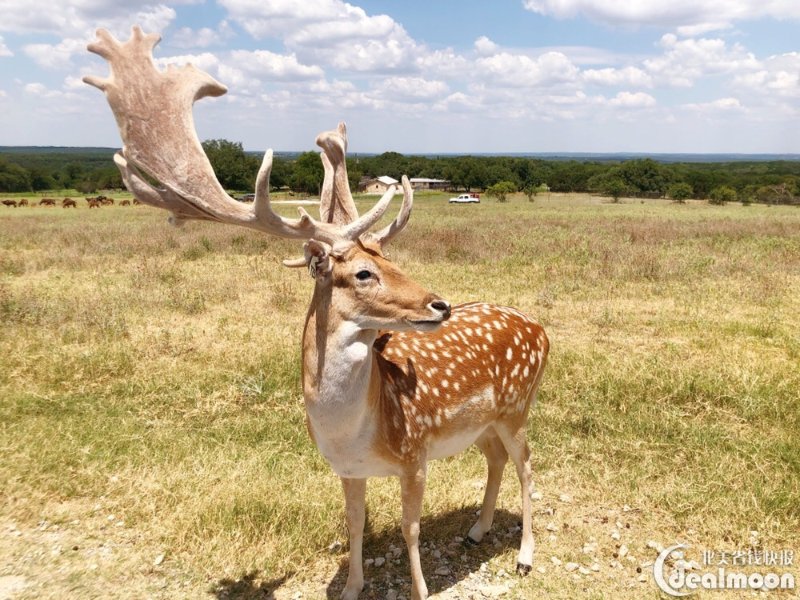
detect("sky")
[0,0,798,154]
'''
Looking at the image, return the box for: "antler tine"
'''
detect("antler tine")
[316,122,359,225]
[113,151,214,225]
[252,148,343,241]
[319,150,335,221]
[372,175,414,247]
[340,184,397,242]
[84,26,343,242]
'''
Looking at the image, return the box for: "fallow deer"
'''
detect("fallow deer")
[84,27,549,600]
[38,198,56,206]
[62,198,77,208]
[18,199,29,207]
[2,199,17,207]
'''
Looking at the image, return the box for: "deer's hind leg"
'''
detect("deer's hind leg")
[494,422,535,575]
[467,429,508,544]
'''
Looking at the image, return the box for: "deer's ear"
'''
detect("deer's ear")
[303,239,332,280]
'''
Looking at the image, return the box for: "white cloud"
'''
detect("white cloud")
[230,49,323,80]
[582,66,653,87]
[24,82,64,98]
[64,75,89,91]
[0,36,12,57]
[683,97,744,111]
[219,0,350,37]
[475,51,580,88]
[644,34,759,86]
[608,91,657,108]
[415,48,469,79]
[219,0,421,73]
[9,1,182,68]
[734,52,800,98]
[432,91,484,114]
[675,22,732,37]
[156,52,221,73]
[170,26,225,49]
[0,1,180,38]
[375,76,449,100]
[23,38,87,69]
[521,0,800,33]
[325,38,417,72]
[474,36,499,56]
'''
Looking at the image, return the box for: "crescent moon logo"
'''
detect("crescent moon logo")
[653,543,694,597]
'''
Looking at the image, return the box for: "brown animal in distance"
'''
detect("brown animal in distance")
[84,26,549,600]
[39,198,56,206]
[2,199,17,207]
[62,198,77,208]
[18,199,29,207]
[86,198,101,208]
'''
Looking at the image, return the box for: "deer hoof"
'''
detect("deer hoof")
[464,536,480,546]
[516,562,532,576]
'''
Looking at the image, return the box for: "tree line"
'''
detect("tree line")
[2,141,799,204]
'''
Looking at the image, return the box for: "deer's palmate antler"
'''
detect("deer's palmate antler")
[85,27,549,600]
[83,26,408,245]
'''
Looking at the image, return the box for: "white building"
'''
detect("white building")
[360,175,399,194]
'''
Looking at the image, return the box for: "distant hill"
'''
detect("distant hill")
[0,146,118,154]
[3,147,799,164]
[413,152,800,163]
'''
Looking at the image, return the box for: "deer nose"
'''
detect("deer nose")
[428,299,452,320]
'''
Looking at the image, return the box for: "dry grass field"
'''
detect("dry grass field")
[1,192,799,599]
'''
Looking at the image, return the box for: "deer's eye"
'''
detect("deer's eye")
[355,270,372,281]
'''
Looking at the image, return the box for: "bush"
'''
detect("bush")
[604,177,629,203]
[486,180,517,203]
[708,186,737,205]
[668,182,693,204]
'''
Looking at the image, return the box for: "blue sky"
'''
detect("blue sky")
[0,0,798,153]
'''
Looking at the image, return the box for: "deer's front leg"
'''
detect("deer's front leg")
[400,465,428,600]
[341,477,367,600]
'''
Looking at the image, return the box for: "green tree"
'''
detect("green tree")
[486,180,516,202]
[61,162,86,189]
[709,185,737,205]
[292,151,325,195]
[667,182,693,203]
[29,167,55,191]
[603,177,629,203]
[755,183,795,205]
[202,139,259,191]
[267,155,292,190]
[618,158,669,197]
[76,179,98,194]
[0,158,32,192]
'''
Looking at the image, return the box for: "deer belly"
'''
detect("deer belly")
[427,426,487,460]
[315,431,400,478]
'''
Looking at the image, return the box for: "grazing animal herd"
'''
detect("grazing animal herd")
[1,195,141,208]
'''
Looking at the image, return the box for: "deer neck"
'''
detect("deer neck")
[301,284,379,425]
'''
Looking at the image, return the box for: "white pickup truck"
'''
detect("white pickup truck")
[448,193,480,204]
